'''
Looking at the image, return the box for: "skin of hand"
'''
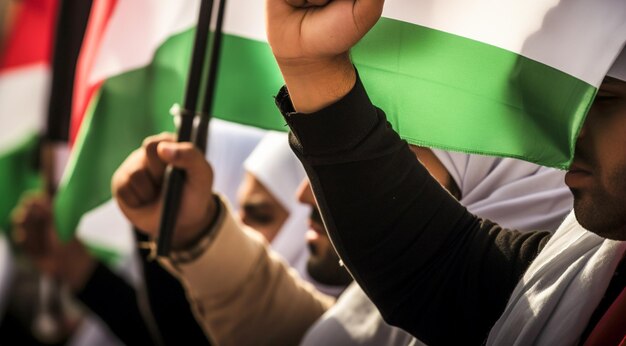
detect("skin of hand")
[12,193,96,292]
[266,0,385,113]
[111,133,217,250]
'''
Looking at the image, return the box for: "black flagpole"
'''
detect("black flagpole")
[157,0,214,256]
[194,0,228,152]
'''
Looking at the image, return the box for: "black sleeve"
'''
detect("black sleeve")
[135,231,211,346]
[76,262,156,345]
[78,233,211,346]
[278,73,552,345]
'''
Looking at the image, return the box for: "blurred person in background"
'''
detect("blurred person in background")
[111,131,573,345]
[7,119,265,345]
[240,131,349,297]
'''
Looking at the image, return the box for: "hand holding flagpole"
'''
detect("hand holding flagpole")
[157,0,228,256]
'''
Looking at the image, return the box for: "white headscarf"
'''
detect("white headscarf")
[243,131,311,273]
[432,149,573,231]
[607,47,625,82]
[207,119,266,208]
[488,211,626,345]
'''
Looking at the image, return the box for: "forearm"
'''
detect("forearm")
[279,74,551,345]
[160,197,334,345]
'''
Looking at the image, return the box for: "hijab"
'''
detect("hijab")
[432,149,573,231]
[243,131,311,274]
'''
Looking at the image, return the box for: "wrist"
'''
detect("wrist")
[168,195,224,264]
[277,54,356,113]
[172,195,219,250]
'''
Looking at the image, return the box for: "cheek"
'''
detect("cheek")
[604,160,626,198]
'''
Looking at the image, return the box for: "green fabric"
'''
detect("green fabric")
[55,19,593,238]
[0,133,43,233]
[353,18,594,169]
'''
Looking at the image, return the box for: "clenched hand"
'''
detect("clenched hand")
[112,133,217,250]
[266,0,384,112]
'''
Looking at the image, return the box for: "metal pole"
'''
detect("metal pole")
[194,0,228,152]
[156,0,214,256]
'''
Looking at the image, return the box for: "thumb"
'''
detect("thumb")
[156,142,214,189]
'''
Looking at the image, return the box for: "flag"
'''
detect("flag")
[54,0,625,238]
[54,0,284,239]
[0,0,58,231]
[353,0,625,169]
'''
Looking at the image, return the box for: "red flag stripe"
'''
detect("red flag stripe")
[69,0,117,145]
[0,0,58,71]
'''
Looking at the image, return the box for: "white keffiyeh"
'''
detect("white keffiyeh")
[488,211,626,346]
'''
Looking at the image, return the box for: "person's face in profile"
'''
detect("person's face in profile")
[296,179,353,287]
[238,172,289,243]
[567,77,626,240]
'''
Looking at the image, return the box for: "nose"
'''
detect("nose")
[296,179,316,207]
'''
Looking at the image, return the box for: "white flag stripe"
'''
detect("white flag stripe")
[90,0,624,88]
[223,0,267,42]
[0,65,49,153]
[77,200,135,263]
[382,0,626,87]
[89,0,200,84]
[607,48,626,82]
[221,0,626,86]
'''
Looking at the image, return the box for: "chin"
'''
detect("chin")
[573,198,626,241]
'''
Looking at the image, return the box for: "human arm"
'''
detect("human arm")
[280,73,552,345]
[158,197,334,345]
[112,133,334,345]
[266,1,552,343]
[11,194,160,345]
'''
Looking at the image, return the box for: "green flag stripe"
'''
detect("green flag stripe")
[55,28,286,239]
[0,133,43,232]
[353,18,594,169]
[55,18,593,237]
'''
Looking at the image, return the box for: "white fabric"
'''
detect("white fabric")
[607,47,626,82]
[0,65,48,153]
[243,131,311,273]
[207,119,266,209]
[301,282,419,346]
[488,211,626,345]
[0,233,13,323]
[432,149,572,231]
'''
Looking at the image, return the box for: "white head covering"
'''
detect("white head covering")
[206,119,266,208]
[243,131,311,269]
[432,149,573,231]
[607,47,625,82]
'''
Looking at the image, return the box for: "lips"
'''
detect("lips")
[568,161,592,174]
[565,161,593,188]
